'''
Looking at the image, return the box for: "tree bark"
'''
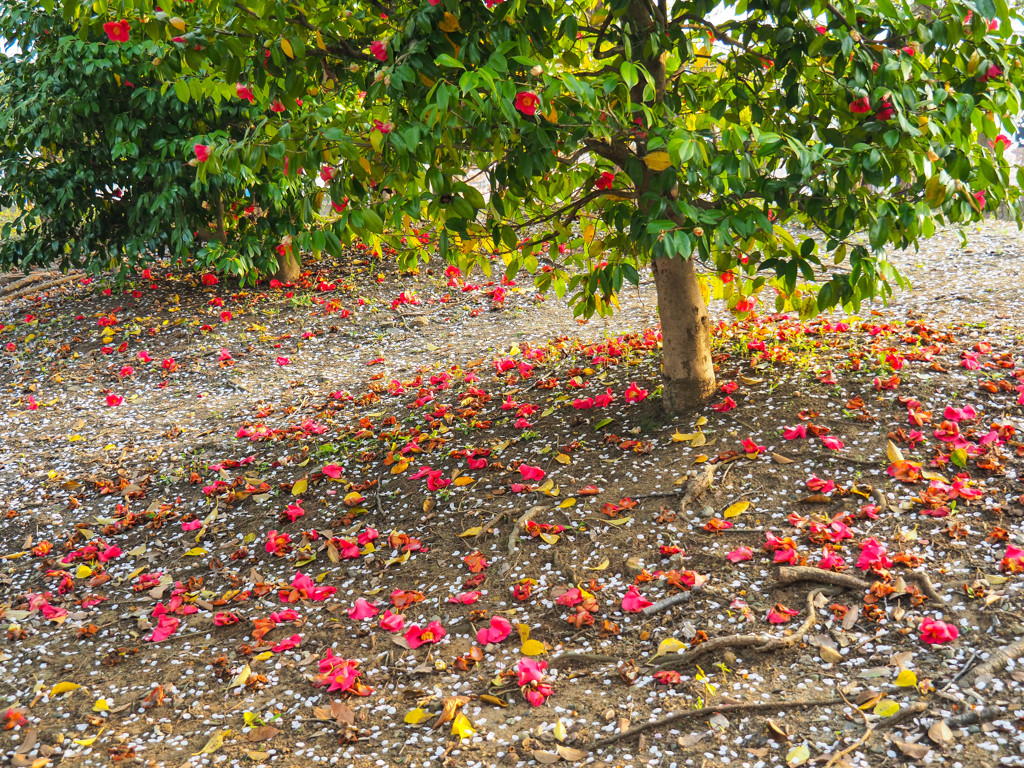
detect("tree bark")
[651,256,716,413]
[274,249,302,283]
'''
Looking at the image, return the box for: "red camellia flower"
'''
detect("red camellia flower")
[849,96,871,114]
[370,40,388,61]
[194,144,211,162]
[270,100,286,113]
[875,97,895,121]
[201,273,218,286]
[514,91,541,116]
[919,616,959,645]
[103,19,131,43]
[595,171,615,190]
[994,134,1012,150]
[235,83,255,103]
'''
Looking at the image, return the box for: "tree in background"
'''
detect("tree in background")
[45,0,1024,410]
[0,0,316,281]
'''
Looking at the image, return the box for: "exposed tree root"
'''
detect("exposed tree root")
[776,566,871,591]
[590,693,844,750]
[678,463,715,512]
[957,637,1024,688]
[549,653,620,668]
[649,590,820,671]
[942,705,1003,729]
[3,273,82,302]
[777,566,945,604]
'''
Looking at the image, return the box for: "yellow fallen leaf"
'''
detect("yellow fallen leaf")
[786,744,810,766]
[553,719,567,742]
[50,681,81,697]
[723,500,750,519]
[521,639,547,656]
[651,638,686,659]
[391,460,409,474]
[585,556,609,571]
[184,547,207,556]
[539,532,560,545]
[343,491,364,505]
[536,479,559,497]
[451,713,475,739]
[895,669,918,687]
[405,707,432,724]
[606,516,632,526]
[873,699,901,718]
[453,476,475,486]
[385,550,412,566]
[93,698,109,712]
[74,735,99,746]
[517,623,530,643]
[291,477,308,495]
[671,430,692,442]
[886,440,904,464]
[75,564,94,578]
[458,527,482,538]
[695,416,708,427]
[554,453,571,464]
[558,498,576,508]
[193,729,230,756]
[229,664,251,688]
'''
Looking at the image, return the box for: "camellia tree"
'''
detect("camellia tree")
[0,0,317,280]
[49,0,1024,411]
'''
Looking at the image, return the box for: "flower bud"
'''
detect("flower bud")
[531,65,543,77]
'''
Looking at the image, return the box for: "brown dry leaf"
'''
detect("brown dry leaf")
[819,646,843,664]
[772,452,794,464]
[800,494,833,504]
[245,726,280,743]
[432,696,470,728]
[927,720,954,745]
[557,745,588,761]
[533,750,562,764]
[479,694,507,707]
[246,751,271,761]
[892,739,930,760]
[331,701,355,726]
[766,718,790,741]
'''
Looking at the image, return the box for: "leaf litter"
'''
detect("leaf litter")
[0,223,1023,767]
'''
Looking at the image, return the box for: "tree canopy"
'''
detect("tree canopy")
[19,0,1024,406]
[0,0,315,278]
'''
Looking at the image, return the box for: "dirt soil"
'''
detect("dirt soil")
[1,221,1023,768]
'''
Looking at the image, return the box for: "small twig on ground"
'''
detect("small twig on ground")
[824,689,873,768]
[649,590,820,670]
[475,508,509,536]
[957,637,1024,689]
[4,273,83,302]
[632,491,683,501]
[590,694,845,749]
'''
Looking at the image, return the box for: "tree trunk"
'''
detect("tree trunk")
[274,249,302,283]
[651,256,716,414]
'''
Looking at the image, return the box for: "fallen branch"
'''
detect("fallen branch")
[591,694,844,750]
[641,590,693,617]
[649,590,820,671]
[776,566,870,591]
[957,637,1024,689]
